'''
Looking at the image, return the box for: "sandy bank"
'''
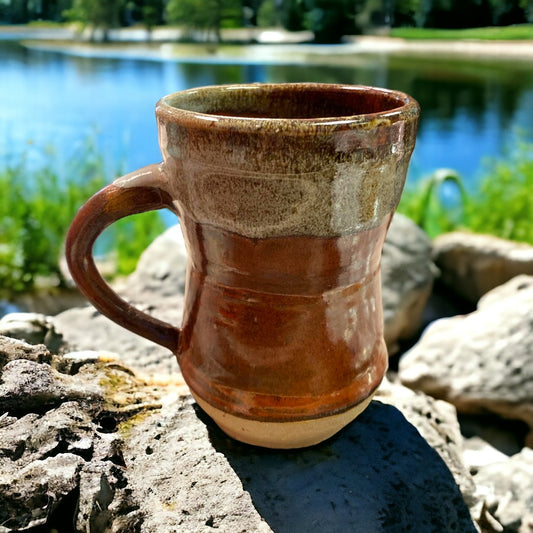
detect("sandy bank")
[2,25,533,63]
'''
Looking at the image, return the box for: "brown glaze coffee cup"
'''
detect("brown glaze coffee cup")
[66,83,419,448]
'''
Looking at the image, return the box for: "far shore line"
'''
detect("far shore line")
[2,24,533,64]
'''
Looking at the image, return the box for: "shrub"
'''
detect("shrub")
[398,140,533,244]
[0,142,166,298]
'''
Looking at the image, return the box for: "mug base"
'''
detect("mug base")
[192,393,375,449]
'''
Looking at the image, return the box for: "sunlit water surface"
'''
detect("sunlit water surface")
[2,40,533,188]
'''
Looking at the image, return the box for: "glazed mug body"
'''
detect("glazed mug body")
[66,83,419,448]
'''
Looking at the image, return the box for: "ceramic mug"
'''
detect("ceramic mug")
[66,83,419,448]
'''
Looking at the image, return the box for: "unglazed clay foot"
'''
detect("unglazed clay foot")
[193,392,376,449]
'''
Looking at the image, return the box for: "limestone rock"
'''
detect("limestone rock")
[0,356,103,415]
[0,453,85,530]
[472,447,533,533]
[0,335,51,367]
[477,273,533,310]
[122,394,476,533]
[381,213,438,354]
[433,232,533,303]
[115,223,187,303]
[0,312,63,353]
[0,337,172,531]
[53,306,178,373]
[376,378,478,511]
[0,336,479,532]
[398,275,533,428]
[462,436,509,473]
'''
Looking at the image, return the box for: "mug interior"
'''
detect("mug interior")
[162,84,412,120]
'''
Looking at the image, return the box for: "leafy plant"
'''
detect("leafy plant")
[398,168,468,238]
[398,140,533,244]
[466,140,533,243]
[111,211,167,275]
[0,140,166,298]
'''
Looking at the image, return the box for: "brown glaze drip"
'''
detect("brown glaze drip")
[177,214,391,422]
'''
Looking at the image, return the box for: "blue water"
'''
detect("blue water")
[2,40,533,189]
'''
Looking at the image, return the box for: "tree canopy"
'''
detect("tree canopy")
[0,0,530,43]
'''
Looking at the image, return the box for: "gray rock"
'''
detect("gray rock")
[0,335,51,368]
[0,337,157,531]
[0,402,95,466]
[376,378,478,512]
[115,224,187,303]
[0,357,103,415]
[0,453,85,530]
[0,336,479,532]
[0,312,50,344]
[381,213,438,354]
[398,275,533,429]
[0,312,64,353]
[477,273,533,310]
[122,394,476,533]
[473,447,533,533]
[462,436,509,473]
[433,232,533,303]
[54,305,178,373]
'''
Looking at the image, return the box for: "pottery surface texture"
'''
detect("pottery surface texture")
[66,83,419,448]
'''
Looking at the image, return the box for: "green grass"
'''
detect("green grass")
[390,24,533,41]
[0,141,166,298]
[27,20,67,28]
[398,139,533,243]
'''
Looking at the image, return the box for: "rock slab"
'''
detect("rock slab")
[433,232,533,303]
[381,213,437,353]
[399,274,533,432]
[0,336,478,532]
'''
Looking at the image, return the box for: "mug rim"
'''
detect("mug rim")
[156,83,419,130]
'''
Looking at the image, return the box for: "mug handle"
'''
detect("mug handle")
[65,163,180,353]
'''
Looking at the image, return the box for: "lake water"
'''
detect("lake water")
[2,40,533,190]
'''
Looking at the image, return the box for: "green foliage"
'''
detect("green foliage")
[111,210,166,275]
[398,169,468,238]
[398,141,533,243]
[165,0,243,41]
[63,0,124,39]
[2,0,532,35]
[0,141,166,298]
[257,0,278,27]
[391,24,533,40]
[392,0,431,27]
[466,141,533,242]
[0,145,105,295]
[142,4,159,32]
[302,0,363,42]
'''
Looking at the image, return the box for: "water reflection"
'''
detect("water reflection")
[1,41,532,186]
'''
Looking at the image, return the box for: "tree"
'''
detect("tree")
[0,0,30,23]
[392,0,432,27]
[302,0,364,43]
[243,0,265,26]
[64,0,124,41]
[141,0,164,36]
[487,0,528,25]
[522,0,533,21]
[165,0,243,42]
